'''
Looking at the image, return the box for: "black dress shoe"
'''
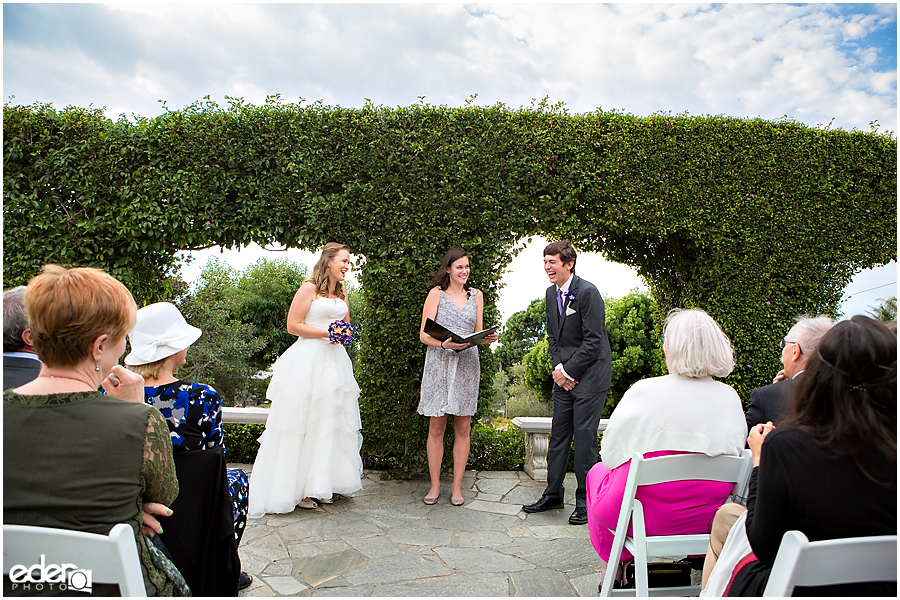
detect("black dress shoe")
[238,571,253,591]
[522,495,564,513]
[568,507,588,525]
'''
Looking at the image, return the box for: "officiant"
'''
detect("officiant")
[417,248,498,507]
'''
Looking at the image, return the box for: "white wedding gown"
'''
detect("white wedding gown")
[248,297,363,517]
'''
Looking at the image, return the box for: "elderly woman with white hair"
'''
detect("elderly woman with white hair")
[586,308,748,587]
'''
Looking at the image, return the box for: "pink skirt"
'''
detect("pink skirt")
[586,450,733,563]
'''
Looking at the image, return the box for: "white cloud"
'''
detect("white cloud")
[4,2,896,322]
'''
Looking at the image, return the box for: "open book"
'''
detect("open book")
[425,318,497,351]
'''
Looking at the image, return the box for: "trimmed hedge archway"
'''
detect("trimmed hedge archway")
[4,98,895,473]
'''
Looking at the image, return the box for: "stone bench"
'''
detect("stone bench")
[511,416,609,481]
[221,406,269,425]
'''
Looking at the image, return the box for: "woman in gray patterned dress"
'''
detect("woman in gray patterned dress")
[418,248,498,506]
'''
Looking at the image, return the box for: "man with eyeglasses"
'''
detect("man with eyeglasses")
[745,315,833,433]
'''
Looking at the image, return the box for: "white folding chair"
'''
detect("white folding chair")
[3,523,147,597]
[763,530,897,596]
[599,449,753,597]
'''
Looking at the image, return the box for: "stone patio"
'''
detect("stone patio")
[232,466,608,597]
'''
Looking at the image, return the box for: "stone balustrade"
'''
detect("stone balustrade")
[510,416,609,481]
[221,406,269,425]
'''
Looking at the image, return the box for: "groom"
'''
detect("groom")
[523,240,611,525]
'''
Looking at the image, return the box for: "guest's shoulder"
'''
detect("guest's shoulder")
[751,379,787,397]
[181,380,219,397]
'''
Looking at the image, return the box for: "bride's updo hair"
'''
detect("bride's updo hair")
[308,242,351,300]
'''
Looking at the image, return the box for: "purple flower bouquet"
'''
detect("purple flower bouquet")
[328,320,355,345]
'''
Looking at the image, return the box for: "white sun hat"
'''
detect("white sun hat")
[124,302,202,366]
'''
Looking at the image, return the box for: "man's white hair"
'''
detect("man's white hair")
[787,315,834,356]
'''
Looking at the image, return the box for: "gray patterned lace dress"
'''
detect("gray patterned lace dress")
[418,288,481,417]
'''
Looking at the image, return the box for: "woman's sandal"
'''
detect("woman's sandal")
[297,498,318,509]
[423,493,440,505]
[450,496,465,506]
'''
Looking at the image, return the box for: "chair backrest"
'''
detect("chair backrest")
[3,523,146,597]
[600,450,754,597]
[763,530,898,596]
[620,449,753,523]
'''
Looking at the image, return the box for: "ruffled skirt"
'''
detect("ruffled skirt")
[248,337,362,517]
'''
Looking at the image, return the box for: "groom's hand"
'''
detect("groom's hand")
[552,369,578,390]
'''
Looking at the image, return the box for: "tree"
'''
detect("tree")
[868,296,897,322]
[231,257,309,370]
[496,298,546,373]
[520,291,666,416]
[177,258,266,406]
[522,335,554,403]
[603,290,666,415]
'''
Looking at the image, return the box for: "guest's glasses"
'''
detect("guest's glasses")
[779,339,802,353]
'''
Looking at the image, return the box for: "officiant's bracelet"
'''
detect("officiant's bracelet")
[440,339,446,349]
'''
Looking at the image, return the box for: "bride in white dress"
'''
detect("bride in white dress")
[248,243,363,516]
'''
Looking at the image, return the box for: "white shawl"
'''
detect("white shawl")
[601,374,748,470]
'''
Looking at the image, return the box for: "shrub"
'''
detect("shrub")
[468,423,525,472]
[223,423,265,464]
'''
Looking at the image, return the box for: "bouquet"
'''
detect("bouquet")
[328,320,355,345]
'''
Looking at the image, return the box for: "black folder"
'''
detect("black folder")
[425,318,497,350]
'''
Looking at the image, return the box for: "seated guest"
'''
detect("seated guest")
[587,308,747,585]
[745,315,832,432]
[126,301,252,592]
[702,316,896,596]
[3,265,187,596]
[3,286,41,390]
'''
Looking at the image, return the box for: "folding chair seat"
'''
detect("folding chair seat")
[3,523,146,596]
[599,449,753,597]
[762,530,897,596]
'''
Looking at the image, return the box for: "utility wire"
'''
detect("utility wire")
[841,281,897,300]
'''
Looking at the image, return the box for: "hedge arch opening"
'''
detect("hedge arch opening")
[4,99,895,474]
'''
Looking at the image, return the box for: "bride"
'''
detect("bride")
[248,243,363,516]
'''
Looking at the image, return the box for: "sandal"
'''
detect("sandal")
[315,497,334,504]
[297,498,318,509]
[450,496,465,506]
[423,493,440,505]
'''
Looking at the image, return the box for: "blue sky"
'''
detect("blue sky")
[4,2,897,321]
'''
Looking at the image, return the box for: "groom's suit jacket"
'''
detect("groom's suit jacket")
[545,275,611,394]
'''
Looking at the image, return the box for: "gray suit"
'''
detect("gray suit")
[3,355,41,390]
[543,275,611,508]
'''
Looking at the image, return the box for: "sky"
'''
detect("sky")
[4,2,897,323]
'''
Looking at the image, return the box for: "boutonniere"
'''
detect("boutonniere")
[564,291,576,304]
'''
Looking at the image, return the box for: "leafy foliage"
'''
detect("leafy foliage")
[496,297,547,373]
[603,290,667,415]
[4,98,895,476]
[222,423,264,464]
[522,335,554,403]
[177,258,266,406]
[867,296,897,322]
[231,257,309,369]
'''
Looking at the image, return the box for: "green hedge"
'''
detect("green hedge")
[4,98,895,476]
[224,421,525,472]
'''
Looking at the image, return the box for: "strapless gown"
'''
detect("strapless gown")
[248,297,363,517]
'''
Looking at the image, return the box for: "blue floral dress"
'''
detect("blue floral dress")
[144,380,249,545]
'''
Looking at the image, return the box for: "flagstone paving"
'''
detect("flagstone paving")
[232,465,610,597]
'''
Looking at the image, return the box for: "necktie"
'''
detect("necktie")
[557,288,564,315]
